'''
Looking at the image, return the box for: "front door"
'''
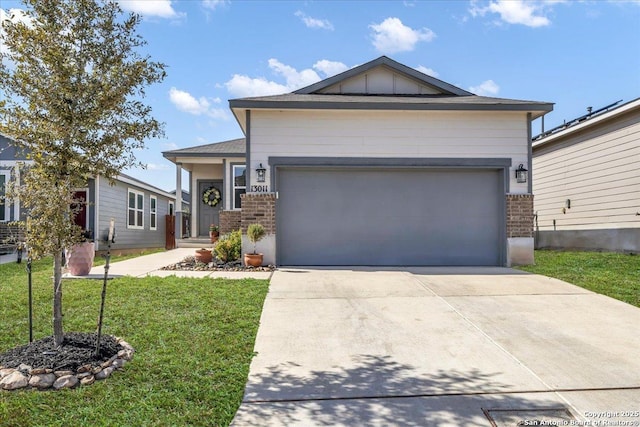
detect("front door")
[72,190,88,230]
[198,180,222,237]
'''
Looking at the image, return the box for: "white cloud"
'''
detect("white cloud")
[469,0,564,27]
[118,0,182,19]
[369,17,436,54]
[225,74,290,98]
[226,58,349,97]
[146,163,171,171]
[415,65,439,78]
[313,59,349,77]
[469,79,500,96]
[202,0,228,10]
[169,87,228,119]
[294,11,334,30]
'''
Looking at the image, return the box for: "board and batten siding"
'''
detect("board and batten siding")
[248,109,530,194]
[533,110,640,232]
[96,177,171,251]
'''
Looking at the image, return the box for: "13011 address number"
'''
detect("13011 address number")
[250,185,269,192]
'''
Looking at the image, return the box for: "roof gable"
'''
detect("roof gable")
[294,56,472,96]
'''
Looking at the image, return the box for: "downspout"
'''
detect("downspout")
[95,175,100,251]
[527,113,533,194]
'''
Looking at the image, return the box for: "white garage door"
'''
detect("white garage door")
[277,167,504,266]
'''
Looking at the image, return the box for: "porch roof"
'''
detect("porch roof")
[162,138,246,163]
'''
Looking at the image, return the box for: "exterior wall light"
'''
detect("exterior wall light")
[256,163,266,183]
[515,164,528,184]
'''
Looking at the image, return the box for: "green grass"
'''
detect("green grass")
[0,257,269,427]
[517,250,640,308]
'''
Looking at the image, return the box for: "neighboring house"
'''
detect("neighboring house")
[164,56,552,267]
[169,189,190,213]
[532,97,640,253]
[0,133,176,254]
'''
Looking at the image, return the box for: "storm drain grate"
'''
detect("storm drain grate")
[483,407,577,426]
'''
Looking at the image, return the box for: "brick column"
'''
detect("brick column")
[506,194,534,238]
[506,194,534,266]
[240,193,276,233]
[240,193,277,265]
[219,210,241,234]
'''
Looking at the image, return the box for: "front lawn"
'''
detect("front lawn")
[517,250,640,308]
[0,257,269,426]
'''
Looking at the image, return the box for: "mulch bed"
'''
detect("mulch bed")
[161,255,275,272]
[0,332,121,372]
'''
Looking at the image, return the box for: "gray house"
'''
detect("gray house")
[164,56,553,266]
[1,133,176,255]
[532,98,640,253]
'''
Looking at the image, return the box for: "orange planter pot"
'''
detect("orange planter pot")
[195,249,212,264]
[244,253,263,267]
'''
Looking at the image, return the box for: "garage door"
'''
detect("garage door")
[277,167,504,266]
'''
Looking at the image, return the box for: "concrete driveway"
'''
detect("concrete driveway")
[232,268,640,426]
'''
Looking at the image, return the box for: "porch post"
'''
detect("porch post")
[175,163,183,239]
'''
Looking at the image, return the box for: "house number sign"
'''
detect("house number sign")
[250,185,269,192]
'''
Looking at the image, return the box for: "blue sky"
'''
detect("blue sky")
[2,0,640,191]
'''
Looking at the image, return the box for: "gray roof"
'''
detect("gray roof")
[230,93,553,114]
[162,138,246,160]
[229,56,553,122]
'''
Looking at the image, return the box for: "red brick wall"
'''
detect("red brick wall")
[219,210,241,234]
[506,194,534,238]
[240,193,276,234]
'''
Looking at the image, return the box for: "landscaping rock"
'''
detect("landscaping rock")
[80,375,95,386]
[1,371,28,390]
[95,367,114,380]
[18,363,32,373]
[54,370,74,377]
[76,364,92,373]
[53,375,78,390]
[0,368,15,379]
[112,359,126,369]
[29,373,57,389]
[29,368,51,375]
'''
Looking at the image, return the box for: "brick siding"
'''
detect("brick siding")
[506,194,534,238]
[219,210,241,234]
[240,193,276,234]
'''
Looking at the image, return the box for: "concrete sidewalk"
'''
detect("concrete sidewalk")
[80,248,271,279]
[232,268,640,426]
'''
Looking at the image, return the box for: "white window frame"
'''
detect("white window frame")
[232,164,246,210]
[127,188,144,230]
[150,195,158,231]
[0,171,9,222]
[168,201,175,216]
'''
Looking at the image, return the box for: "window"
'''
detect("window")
[150,196,157,230]
[233,164,246,210]
[0,173,6,221]
[168,201,175,216]
[127,189,144,229]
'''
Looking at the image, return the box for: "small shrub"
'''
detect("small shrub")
[215,229,242,262]
[246,224,266,254]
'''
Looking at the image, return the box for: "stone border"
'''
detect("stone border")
[0,337,134,391]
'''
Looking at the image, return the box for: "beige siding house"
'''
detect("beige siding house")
[532,98,640,252]
[165,56,553,266]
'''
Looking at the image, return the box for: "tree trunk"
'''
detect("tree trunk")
[53,249,64,347]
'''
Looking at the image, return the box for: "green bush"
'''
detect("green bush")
[246,223,266,254]
[214,229,242,262]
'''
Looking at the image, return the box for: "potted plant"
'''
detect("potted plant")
[195,248,213,264]
[244,223,266,267]
[209,224,220,243]
[66,230,95,276]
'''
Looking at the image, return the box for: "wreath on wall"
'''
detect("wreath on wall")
[202,186,222,207]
